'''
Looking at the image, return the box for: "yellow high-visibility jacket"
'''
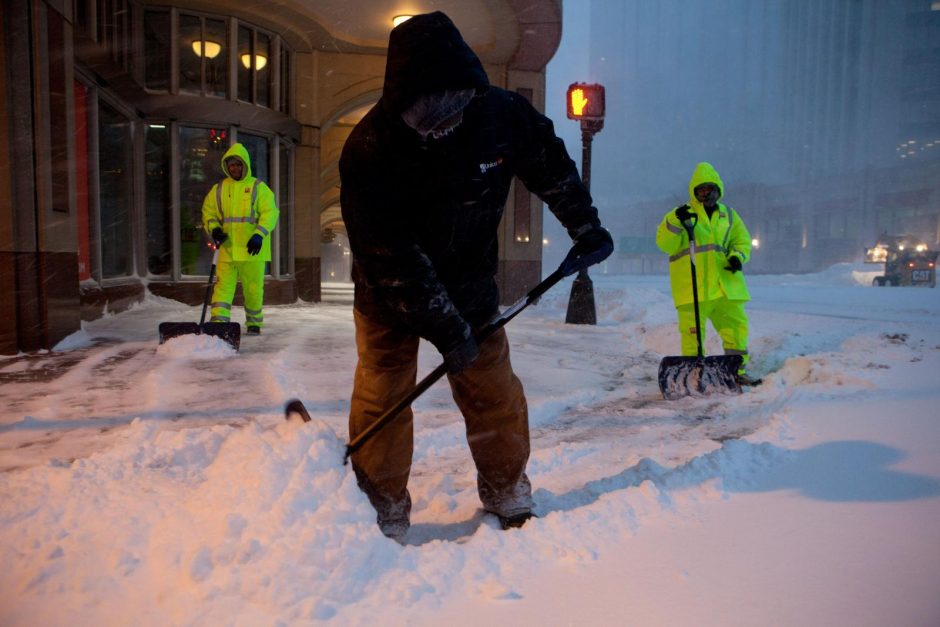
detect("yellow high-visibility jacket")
[655,162,751,308]
[202,143,279,263]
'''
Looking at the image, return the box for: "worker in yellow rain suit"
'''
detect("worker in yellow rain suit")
[202,143,279,335]
[655,162,760,386]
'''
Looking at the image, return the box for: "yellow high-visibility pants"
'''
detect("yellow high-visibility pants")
[209,260,265,329]
[676,297,750,372]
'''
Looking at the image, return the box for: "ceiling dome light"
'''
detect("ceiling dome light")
[392,15,413,27]
[240,53,268,70]
[192,40,221,59]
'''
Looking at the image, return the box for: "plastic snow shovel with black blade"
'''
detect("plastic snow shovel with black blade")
[158,246,241,351]
[285,237,611,464]
[657,214,742,400]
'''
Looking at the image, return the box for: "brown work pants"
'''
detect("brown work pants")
[349,310,532,527]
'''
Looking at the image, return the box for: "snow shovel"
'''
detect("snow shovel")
[158,246,241,351]
[657,215,741,400]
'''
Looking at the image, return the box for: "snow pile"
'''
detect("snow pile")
[156,333,239,360]
[0,415,788,625]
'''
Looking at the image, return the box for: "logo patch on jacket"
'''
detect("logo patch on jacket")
[479,157,504,174]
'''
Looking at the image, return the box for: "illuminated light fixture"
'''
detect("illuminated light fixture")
[192,40,221,59]
[392,15,413,27]
[241,53,268,70]
[751,238,761,249]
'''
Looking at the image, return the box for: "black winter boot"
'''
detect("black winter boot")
[735,372,762,387]
[496,511,536,530]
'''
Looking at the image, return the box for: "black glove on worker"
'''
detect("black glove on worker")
[246,234,263,256]
[726,255,743,273]
[675,204,693,224]
[211,227,227,246]
[560,225,614,277]
[444,335,480,375]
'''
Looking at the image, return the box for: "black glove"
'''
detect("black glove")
[559,225,614,277]
[726,255,743,273]
[246,234,263,256]
[211,227,227,246]
[675,205,693,223]
[443,336,479,375]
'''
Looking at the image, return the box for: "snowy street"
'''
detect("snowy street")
[1,266,939,626]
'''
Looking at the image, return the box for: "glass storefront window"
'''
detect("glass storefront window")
[278,141,291,275]
[177,14,227,97]
[237,25,273,107]
[98,101,132,278]
[179,126,228,276]
[205,18,227,98]
[179,14,201,94]
[100,9,294,283]
[238,25,252,102]
[257,32,271,107]
[145,124,171,275]
[143,9,169,91]
[143,11,284,106]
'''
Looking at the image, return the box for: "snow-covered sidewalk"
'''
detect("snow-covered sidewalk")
[1,265,938,626]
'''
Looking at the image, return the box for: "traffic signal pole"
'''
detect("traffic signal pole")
[565,83,604,324]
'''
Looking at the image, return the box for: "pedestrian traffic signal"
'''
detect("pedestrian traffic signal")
[566,83,605,121]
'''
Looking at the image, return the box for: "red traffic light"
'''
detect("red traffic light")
[566,83,605,120]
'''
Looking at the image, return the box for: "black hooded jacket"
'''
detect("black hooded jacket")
[340,12,600,355]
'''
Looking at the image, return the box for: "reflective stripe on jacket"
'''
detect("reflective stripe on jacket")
[202,143,279,263]
[655,162,751,308]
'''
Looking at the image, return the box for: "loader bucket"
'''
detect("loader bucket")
[158,321,241,351]
[657,354,742,400]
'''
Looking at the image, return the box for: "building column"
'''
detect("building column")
[1,0,82,355]
[294,132,322,302]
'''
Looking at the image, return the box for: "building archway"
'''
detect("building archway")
[317,97,378,287]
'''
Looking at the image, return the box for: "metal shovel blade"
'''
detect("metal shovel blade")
[158,321,241,351]
[158,322,200,344]
[200,322,241,351]
[657,354,743,400]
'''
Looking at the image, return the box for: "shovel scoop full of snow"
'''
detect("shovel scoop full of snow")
[156,247,241,351]
[158,322,241,352]
[657,354,743,400]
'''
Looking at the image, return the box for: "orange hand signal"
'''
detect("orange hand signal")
[570,88,589,117]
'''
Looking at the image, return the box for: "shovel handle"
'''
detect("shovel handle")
[199,247,220,327]
[343,266,567,464]
[683,216,705,358]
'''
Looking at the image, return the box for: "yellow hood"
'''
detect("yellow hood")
[687,162,724,206]
[220,143,252,180]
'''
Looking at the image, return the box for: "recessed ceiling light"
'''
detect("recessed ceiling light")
[392,15,413,27]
